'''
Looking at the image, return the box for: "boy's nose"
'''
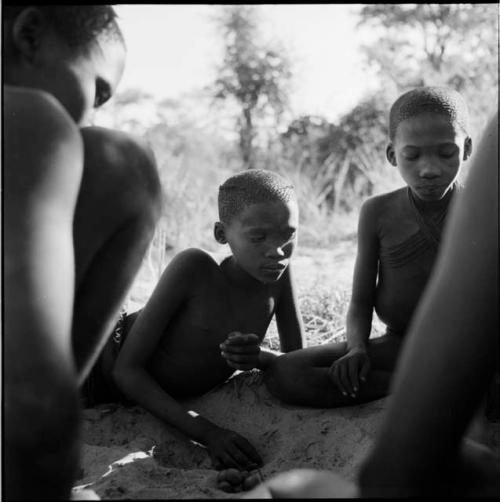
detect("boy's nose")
[265,245,286,259]
[419,160,441,178]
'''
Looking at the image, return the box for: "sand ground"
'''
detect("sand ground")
[74,371,388,499]
[73,243,499,499]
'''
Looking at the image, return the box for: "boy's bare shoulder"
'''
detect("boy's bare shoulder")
[168,248,224,277]
[4,86,81,160]
[360,187,407,219]
[5,86,75,129]
[4,86,82,202]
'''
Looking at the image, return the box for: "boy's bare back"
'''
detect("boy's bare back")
[4,6,161,498]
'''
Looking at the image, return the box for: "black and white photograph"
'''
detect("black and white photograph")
[3,3,499,499]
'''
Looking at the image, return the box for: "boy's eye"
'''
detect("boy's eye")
[250,234,266,243]
[439,146,458,158]
[94,79,111,108]
[402,152,419,160]
[401,147,419,161]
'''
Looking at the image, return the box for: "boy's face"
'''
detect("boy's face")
[218,199,299,284]
[34,31,126,125]
[10,9,126,125]
[387,112,472,201]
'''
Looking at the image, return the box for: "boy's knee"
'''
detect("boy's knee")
[264,356,298,402]
[80,126,162,222]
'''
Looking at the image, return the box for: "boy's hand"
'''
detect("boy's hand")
[203,425,263,471]
[328,347,371,398]
[220,332,261,371]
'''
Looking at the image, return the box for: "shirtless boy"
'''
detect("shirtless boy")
[245,112,499,498]
[264,87,473,407]
[89,169,306,471]
[4,6,161,499]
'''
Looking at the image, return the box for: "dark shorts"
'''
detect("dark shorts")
[81,309,141,408]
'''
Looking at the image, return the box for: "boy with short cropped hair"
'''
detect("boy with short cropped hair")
[95,169,306,470]
[264,86,473,407]
[245,111,499,499]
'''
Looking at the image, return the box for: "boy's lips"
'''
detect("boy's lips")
[417,183,446,190]
[261,262,287,272]
[415,184,447,195]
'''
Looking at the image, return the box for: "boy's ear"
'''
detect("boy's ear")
[214,222,227,244]
[386,143,397,166]
[463,136,473,160]
[11,8,47,61]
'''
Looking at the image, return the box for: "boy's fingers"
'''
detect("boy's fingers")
[225,333,260,345]
[235,439,263,467]
[359,359,370,382]
[227,445,254,470]
[330,364,340,390]
[348,363,360,395]
[338,363,352,396]
[219,452,240,470]
[332,364,346,396]
[220,344,260,355]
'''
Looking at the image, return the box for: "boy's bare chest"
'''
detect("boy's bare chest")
[181,285,276,339]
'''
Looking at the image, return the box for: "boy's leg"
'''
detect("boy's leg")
[4,105,84,500]
[5,352,81,499]
[264,335,402,407]
[72,126,162,386]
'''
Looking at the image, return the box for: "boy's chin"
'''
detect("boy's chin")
[257,268,286,284]
[413,185,450,201]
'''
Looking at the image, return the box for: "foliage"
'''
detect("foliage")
[211,5,293,169]
[357,3,499,137]
[94,4,497,307]
[276,93,401,218]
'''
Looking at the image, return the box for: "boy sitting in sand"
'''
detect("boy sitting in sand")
[245,111,499,498]
[86,169,305,471]
[4,5,161,499]
[264,86,473,407]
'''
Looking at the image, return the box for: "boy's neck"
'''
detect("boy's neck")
[222,256,265,290]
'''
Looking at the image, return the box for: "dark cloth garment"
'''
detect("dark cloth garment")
[81,309,142,408]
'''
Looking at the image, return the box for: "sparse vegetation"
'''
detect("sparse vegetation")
[93,4,496,347]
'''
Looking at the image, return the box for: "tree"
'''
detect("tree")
[212,5,292,169]
[279,94,394,213]
[357,4,498,136]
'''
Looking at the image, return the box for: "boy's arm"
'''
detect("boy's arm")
[273,265,305,357]
[4,91,83,430]
[328,198,379,397]
[221,266,305,371]
[113,250,216,441]
[358,113,499,497]
[345,199,379,351]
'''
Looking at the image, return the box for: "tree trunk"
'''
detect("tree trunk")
[333,156,351,214]
[240,107,255,169]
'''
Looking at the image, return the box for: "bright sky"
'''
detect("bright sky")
[114,4,379,123]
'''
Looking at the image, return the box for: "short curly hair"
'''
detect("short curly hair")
[3,5,124,52]
[389,86,469,141]
[218,169,296,224]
